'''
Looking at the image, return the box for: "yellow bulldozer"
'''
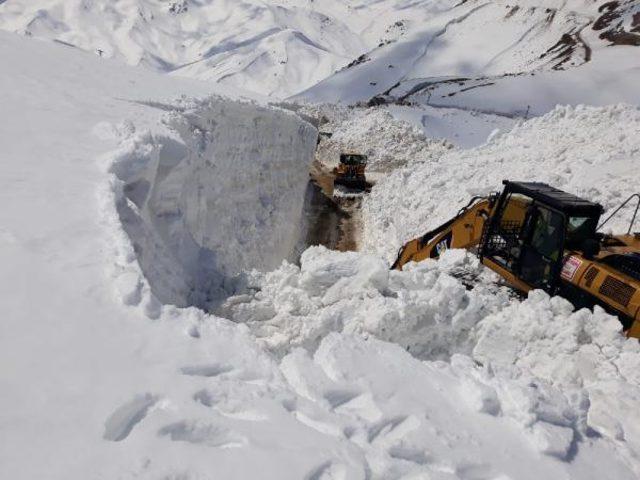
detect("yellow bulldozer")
[392,180,640,337]
[333,153,369,191]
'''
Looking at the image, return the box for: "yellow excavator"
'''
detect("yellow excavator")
[392,181,640,337]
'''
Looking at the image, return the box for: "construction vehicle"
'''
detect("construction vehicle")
[333,153,369,191]
[392,180,640,337]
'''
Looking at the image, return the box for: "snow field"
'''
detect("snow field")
[106,96,317,311]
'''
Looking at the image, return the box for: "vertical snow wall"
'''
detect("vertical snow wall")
[110,97,317,309]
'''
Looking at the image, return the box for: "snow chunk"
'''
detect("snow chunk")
[530,422,575,459]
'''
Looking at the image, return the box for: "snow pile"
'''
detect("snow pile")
[223,245,640,474]
[474,291,640,450]
[315,108,451,171]
[224,247,512,358]
[363,103,640,260]
[108,97,317,310]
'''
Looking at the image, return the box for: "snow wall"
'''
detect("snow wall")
[108,97,317,310]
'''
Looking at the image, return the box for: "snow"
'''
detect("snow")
[107,97,316,310]
[293,0,640,121]
[0,0,369,97]
[0,32,330,479]
[224,246,640,477]
[3,0,640,478]
[406,48,640,118]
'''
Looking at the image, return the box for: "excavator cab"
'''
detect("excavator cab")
[480,181,603,294]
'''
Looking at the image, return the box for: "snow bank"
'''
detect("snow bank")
[107,97,317,310]
[363,103,640,261]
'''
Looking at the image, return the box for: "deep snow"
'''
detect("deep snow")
[2,2,640,478]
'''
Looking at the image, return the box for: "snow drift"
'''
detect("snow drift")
[108,97,317,310]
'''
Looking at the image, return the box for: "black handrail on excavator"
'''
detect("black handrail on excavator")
[597,193,640,234]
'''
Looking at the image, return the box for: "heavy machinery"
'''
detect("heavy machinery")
[333,153,369,191]
[392,180,640,337]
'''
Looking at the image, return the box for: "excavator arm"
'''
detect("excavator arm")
[392,196,495,270]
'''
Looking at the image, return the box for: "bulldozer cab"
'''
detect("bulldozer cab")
[339,153,368,166]
[481,181,603,294]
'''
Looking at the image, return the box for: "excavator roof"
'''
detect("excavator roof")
[503,180,604,217]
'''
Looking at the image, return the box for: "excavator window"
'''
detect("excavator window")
[483,190,567,292]
[566,216,599,249]
[340,154,367,166]
[519,206,565,290]
[482,193,531,269]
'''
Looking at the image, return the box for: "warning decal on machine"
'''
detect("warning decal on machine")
[561,255,583,281]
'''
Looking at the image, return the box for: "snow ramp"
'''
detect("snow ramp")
[108,97,317,310]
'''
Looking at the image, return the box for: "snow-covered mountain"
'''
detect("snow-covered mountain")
[296,0,640,107]
[2,0,637,100]
[0,0,408,97]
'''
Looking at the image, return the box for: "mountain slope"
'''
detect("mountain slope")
[294,0,640,108]
[0,0,447,97]
[8,0,633,102]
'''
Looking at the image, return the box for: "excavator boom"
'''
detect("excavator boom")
[392,196,495,269]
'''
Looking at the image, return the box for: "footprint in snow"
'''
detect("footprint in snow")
[103,393,159,442]
[158,420,247,448]
[193,389,269,422]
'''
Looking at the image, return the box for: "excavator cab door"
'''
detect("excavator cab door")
[517,206,566,292]
[481,188,567,294]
